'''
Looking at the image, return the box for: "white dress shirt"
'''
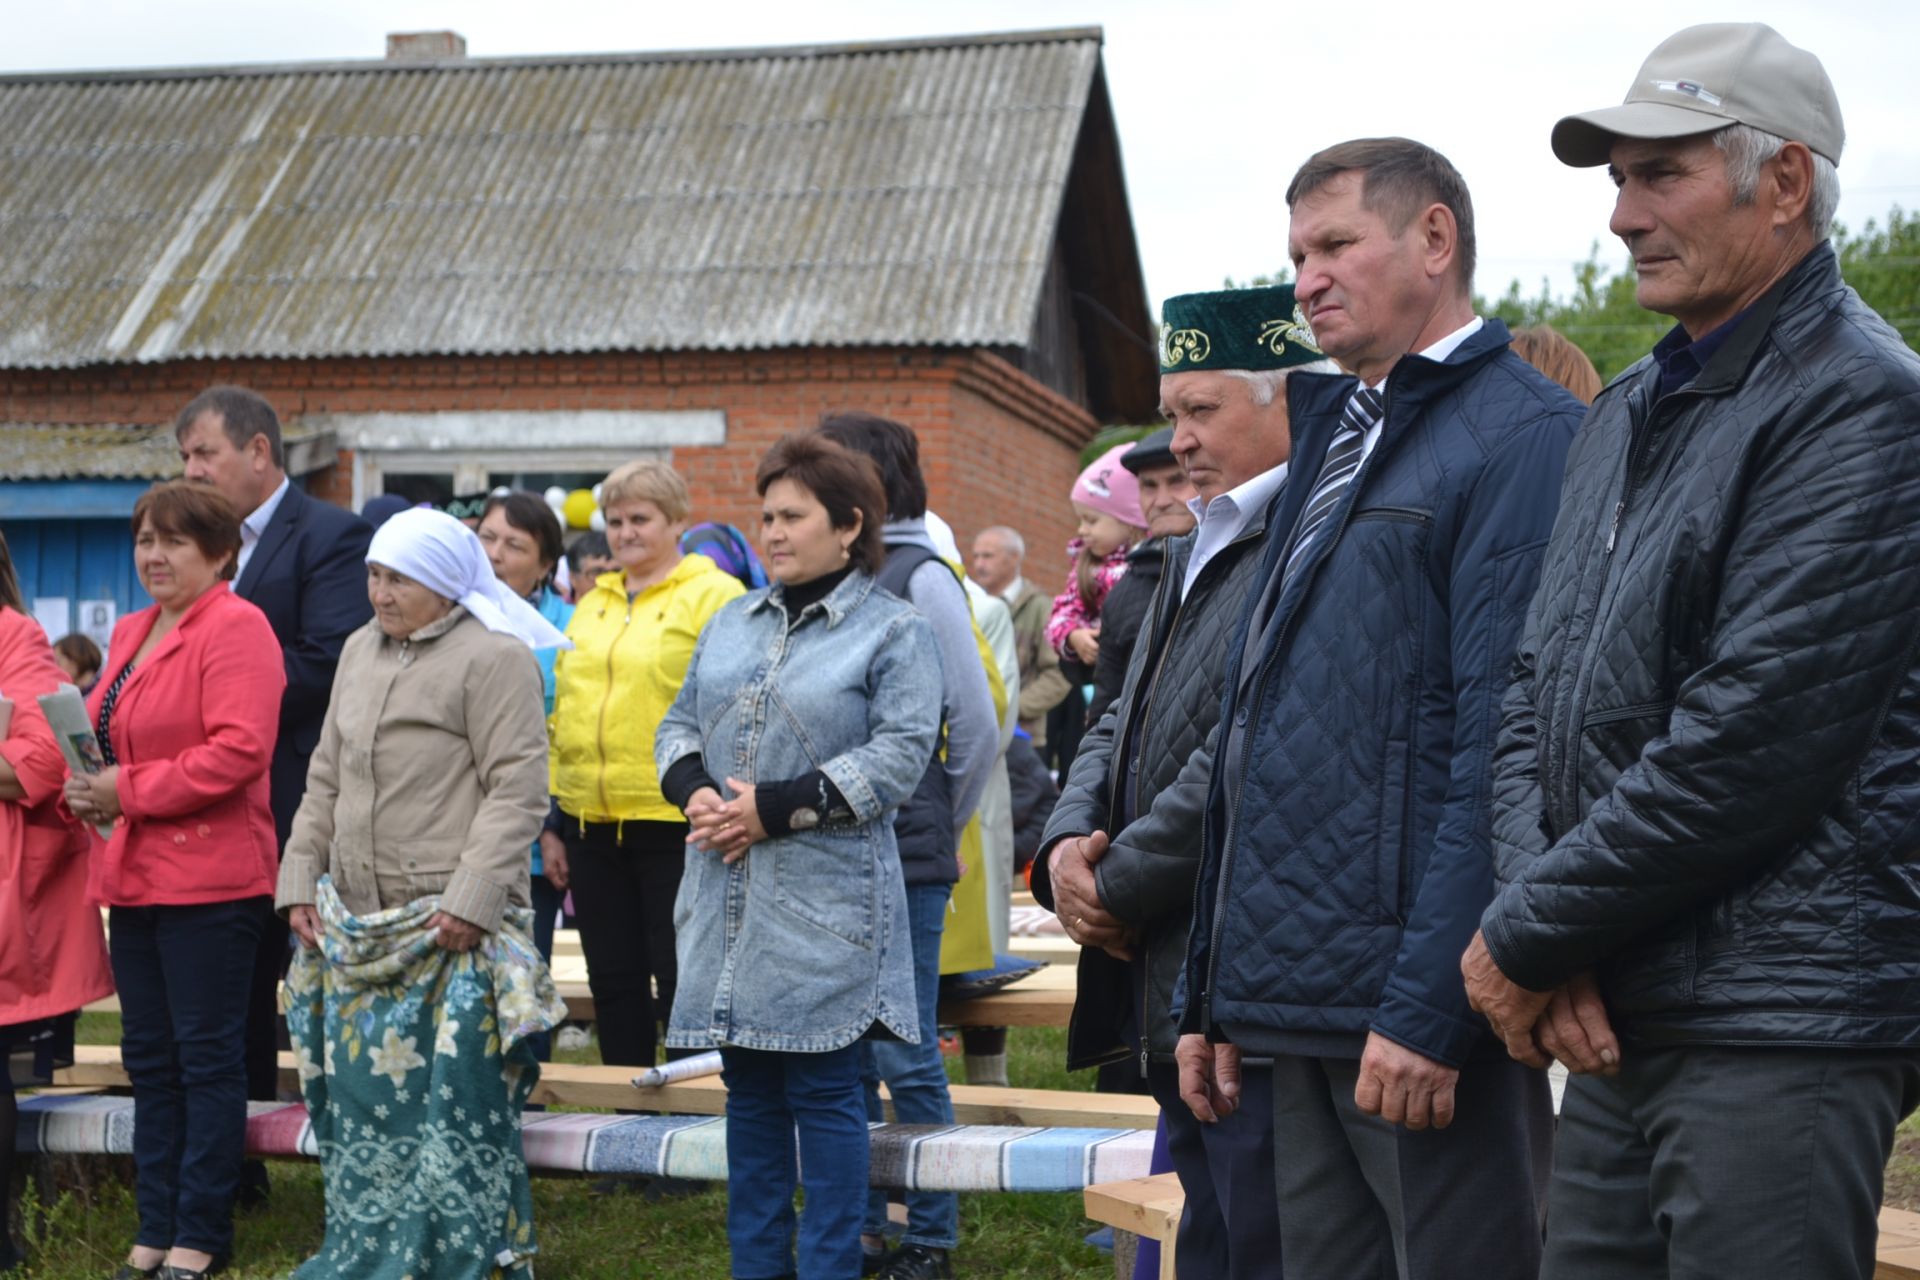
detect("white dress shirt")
[1181,461,1290,600]
[232,475,291,586]
[1355,316,1485,463]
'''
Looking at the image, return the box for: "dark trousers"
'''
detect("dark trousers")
[241,900,288,1104]
[111,897,266,1257]
[564,818,688,1067]
[1544,1043,1920,1280]
[1147,1060,1281,1279]
[527,872,565,1063]
[1269,1049,1552,1280]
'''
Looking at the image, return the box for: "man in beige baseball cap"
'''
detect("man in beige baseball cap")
[1464,19,1920,1280]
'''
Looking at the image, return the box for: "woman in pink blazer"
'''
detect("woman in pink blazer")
[0,529,114,1276]
[63,481,284,1280]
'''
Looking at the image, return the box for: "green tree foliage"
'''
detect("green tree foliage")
[1835,206,1920,349]
[1482,206,1920,380]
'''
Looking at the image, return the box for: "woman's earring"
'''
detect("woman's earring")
[840,544,851,562]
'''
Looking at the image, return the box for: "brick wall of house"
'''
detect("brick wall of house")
[2,346,1102,594]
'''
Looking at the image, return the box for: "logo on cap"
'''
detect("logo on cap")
[1652,78,1723,107]
[1162,328,1212,368]
[1256,305,1323,359]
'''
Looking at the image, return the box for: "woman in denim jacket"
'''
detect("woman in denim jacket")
[656,432,943,1280]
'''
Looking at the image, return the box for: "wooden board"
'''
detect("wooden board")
[90,959,1080,1028]
[1084,1173,1182,1280]
[555,963,1078,1029]
[1880,1206,1920,1279]
[54,1045,1160,1131]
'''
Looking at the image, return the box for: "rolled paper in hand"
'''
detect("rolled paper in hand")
[633,1049,725,1089]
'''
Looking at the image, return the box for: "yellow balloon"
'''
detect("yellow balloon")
[563,489,596,530]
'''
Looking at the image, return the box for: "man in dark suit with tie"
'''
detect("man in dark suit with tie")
[1174,139,1584,1279]
[176,385,372,1206]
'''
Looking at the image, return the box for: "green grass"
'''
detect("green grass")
[7,1019,1116,1279]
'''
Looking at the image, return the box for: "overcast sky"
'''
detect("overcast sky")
[9,0,1918,315]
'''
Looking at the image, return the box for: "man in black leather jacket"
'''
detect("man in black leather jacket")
[1465,24,1920,1279]
[1039,285,1334,1278]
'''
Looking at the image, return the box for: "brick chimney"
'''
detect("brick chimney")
[385,30,467,60]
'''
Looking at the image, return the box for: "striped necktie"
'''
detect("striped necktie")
[1280,386,1384,585]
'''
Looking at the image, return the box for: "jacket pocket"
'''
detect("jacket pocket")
[398,835,466,899]
[1579,699,1675,795]
[772,830,876,950]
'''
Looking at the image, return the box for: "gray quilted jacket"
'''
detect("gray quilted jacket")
[1037,509,1273,1069]
[1482,245,1920,1045]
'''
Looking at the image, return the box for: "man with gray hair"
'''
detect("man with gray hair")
[969,525,1069,746]
[1465,23,1920,1278]
[1040,284,1333,1277]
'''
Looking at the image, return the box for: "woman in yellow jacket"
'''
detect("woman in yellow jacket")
[545,460,743,1068]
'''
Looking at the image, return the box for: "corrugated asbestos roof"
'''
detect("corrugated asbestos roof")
[0,426,182,479]
[0,423,332,480]
[0,28,1116,369]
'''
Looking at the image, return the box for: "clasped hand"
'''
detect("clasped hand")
[1461,929,1619,1076]
[686,779,767,863]
[62,766,122,823]
[1048,830,1136,960]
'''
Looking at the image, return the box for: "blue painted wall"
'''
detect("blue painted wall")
[3,516,152,640]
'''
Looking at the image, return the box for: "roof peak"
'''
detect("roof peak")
[0,25,1105,85]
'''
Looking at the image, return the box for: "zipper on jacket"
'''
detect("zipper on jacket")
[1105,540,1179,834]
[1555,379,1687,830]
[1605,385,1661,557]
[595,598,636,818]
[1203,402,1393,1029]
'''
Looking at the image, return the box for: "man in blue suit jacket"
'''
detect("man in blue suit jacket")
[1175,140,1584,1280]
[177,385,372,1205]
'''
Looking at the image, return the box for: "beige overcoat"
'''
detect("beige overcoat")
[276,607,547,931]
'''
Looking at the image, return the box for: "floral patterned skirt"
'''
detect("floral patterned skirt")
[285,878,567,1280]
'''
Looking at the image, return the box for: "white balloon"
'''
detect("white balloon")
[589,510,606,533]
[591,482,604,505]
[543,486,567,509]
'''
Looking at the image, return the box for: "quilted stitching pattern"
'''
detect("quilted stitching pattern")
[1483,248,1920,1042]
[1186,325,1584,1065]
[1044,526,1271,1062]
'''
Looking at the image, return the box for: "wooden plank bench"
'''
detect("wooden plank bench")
[1078,1178,1920,1280]
[50,1043,1156,1127]
[1084,1173,1179,1280]
[89,963,1081,1030]
[544,933,1079,1027]
[52,1045,1157,1130]
[30,1046,1159,1193]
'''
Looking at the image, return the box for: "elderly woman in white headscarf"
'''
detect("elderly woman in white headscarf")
[275,508,571,1280]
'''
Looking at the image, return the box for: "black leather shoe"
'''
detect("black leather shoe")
[873,1244,953,1279]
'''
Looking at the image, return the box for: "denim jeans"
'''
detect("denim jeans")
[862,882,957,1250]
[110,897,266,1257]
[721,1043,870,1280]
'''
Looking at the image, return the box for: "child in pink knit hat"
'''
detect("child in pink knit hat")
[1046,443,1148,667]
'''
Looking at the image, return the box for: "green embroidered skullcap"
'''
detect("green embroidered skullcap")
[1159,284,1325,374]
